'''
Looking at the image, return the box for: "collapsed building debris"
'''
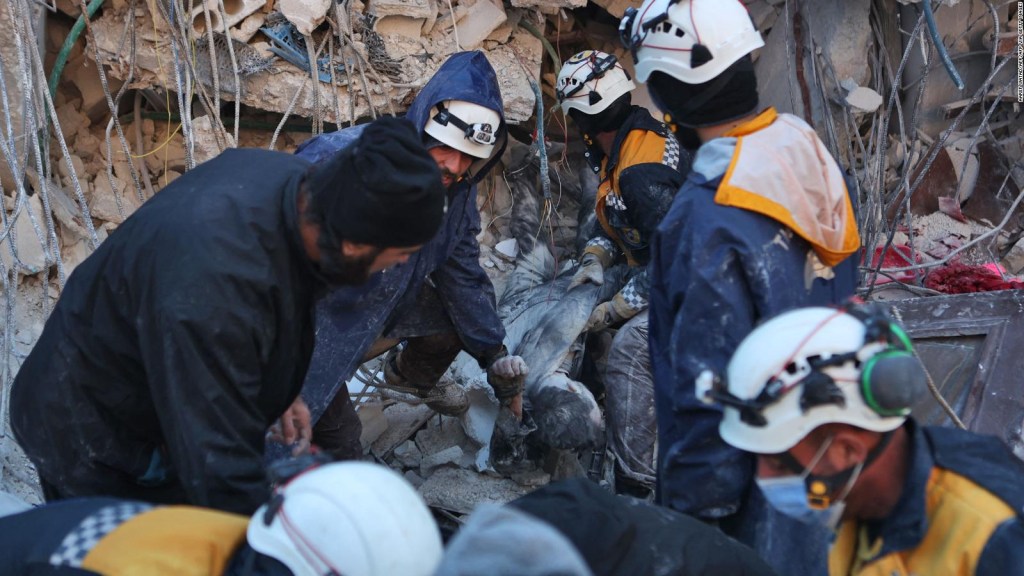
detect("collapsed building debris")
[0,0,1021,519]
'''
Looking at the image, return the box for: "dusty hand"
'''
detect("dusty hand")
[268,396,312,455]
[568,253,605,289]
[488,355,528,400]
[584,301,624,333]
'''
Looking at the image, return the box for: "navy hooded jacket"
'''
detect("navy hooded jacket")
[294,51,508,424]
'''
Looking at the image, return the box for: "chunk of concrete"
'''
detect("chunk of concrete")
[418,467,529,514]
[55,100,89,143]
[192,115,235,165]
[67,54,124,123]
[393,439,423,469]
[420,445,464,476]
[588,0,637,18]
[0,194,48,275]
[231,11,267,43]
[845,86,883,113]
[88,174,141,224]
[358,402,389,449]
[483,29,542,123]
[370,0,434,20]
[370,403,434,456]
[375,16,428,40]
[510,0,585,14]
[814,0,872,88]
[495,238,518,261]
[415,415,468,457]
[280,0,330,35]
[454,0,507,51]
[404,470,425,488]
[57,154,87,183]
[190,0,267,36]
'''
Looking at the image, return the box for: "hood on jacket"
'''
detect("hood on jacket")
[295,51,507,186]
[405,50,508,185]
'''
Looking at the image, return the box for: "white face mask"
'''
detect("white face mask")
[755,437,864,531]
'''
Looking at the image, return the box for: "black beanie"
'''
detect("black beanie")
[306,116,445,247]
[647,55,759,129]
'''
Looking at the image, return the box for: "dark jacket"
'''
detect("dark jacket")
[11,149,325,514]
[294,51,508,424]
[509,478,777,576]
[648,109,859,519]
[580,107,689,314]
[0,497,291,575]
[830,423,1024,575]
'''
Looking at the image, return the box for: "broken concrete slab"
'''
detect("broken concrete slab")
[358,402,389,449]
[482,28,542,124]
[455,0,508,51]
[370,0,434,20]
[192,116,235,164]
[376,16,428,40]
[55,100,89,143]
[418,467,530,514]
[191,0,267,35]
[231,11,268,43]
[393,439,423,469]
[404,470,426,488]
[66,54,123,123]
[415,415,469,457]
[845,86,883,113]
[0,194,49,275]
[370,402,434,456]
[589,0,637,19]
[280,0,330,35]
[420,445,464,476]
[511,0,585,14]
[88,174,141,224]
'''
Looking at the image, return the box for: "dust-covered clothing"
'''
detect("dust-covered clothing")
[603,311,656,488]
[578,107,689,491]
[581,106,689,314]
[0,497,290,575]
[649,108,859,575]
[830,424,1024,576]
[509,478,778,576]
[11,149,326,515]
[292,51,508,436]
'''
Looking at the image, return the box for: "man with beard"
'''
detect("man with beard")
[292,51,527,459]
[9,117,445,515]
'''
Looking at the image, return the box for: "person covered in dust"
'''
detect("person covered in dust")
[288,51,528,461]
[555,50,692,497]
[9,118,445,515]
[709,305,1024,575]
[0,460,445,576]
[622,0,860,573]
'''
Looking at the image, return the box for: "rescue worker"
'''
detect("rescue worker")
[9,118,445,514]
[621,0,860,572]
[555,50,690,497]
[0,461,444,576]
[439,477,777,576]
[291,51,527,459]
[707,306,1024,575]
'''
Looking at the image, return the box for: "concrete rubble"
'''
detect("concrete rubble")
[0,0,1021,519]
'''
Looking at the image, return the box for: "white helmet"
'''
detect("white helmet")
[620,0,764,84]
[712,307,923,455]
[247,461,443,576]
[556,51,636,115]
[424,100,502,159]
